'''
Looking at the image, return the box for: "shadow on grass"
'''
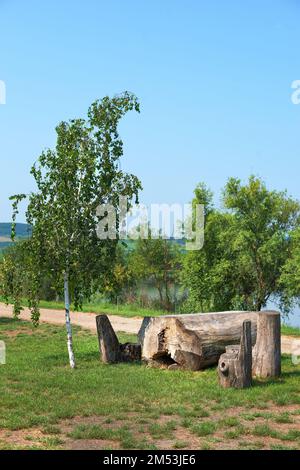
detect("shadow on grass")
[75,351,101,362]
[281,370,300,379]
[0,317,21,325]
[252,378,286,388]
[251,369,300,387]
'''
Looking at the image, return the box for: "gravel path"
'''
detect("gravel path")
[1,302,300,355]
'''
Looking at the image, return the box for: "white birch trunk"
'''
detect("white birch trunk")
[64,272,76,369]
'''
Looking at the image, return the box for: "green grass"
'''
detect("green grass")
[252,424,275,437]
[173,440,188,449]
[191,422,217,437]
[0,317,300,449]
[42,424,62,435]
[148,420,177,439]
[68,423,156,449]
[238,440,265,450]
[281,324,300,337]
[274,413,294,424]
[219,416,240,427]
[69,423,124,440]
[224,426,246,439]
[252,424,300,441]
[270,444,299,450]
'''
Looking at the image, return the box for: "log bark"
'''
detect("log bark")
[252,311,281,378]
[138,311,259,370]
[96,314,141,363]
[218,320,252,388]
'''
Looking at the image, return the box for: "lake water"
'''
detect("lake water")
[283,308,300,328]
[268,302,300,328]
[137,283,300,328]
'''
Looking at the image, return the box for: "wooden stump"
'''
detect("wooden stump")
[218,320,252,389]
[138,311,258,370]
[96,314,141,364]
[252,311,281,378]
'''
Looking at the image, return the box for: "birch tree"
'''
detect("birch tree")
[8,92,142,368]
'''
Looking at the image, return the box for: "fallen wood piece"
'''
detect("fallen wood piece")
[218,320,252,388]
[252,311,281,378]
[138,311,259,370]
[119,342,142,362]
[96,314,141,363]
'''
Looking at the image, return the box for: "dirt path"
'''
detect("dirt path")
[281,335,300,356]
[1,302,300,355]
[0,302,142,335]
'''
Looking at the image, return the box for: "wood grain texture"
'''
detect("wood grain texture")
[252,311,281,378]
[138,311,260,370]
[218,320,252,388]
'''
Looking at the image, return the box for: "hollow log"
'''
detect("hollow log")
[252,311,281,378]
[138,311,260,370]
[96,314,141,363]
[218,320,252,388]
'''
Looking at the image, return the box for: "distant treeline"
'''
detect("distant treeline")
[0,223,31,252]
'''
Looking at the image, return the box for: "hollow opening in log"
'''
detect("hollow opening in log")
[152,351,177,367]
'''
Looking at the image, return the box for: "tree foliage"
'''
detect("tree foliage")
[280,227,300,310]
[182,176,300,313]
[129,234,182,311]
[102,243,134,302]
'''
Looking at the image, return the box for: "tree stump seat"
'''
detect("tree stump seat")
[218,320,252,389]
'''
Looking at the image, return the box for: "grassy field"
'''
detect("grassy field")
[281,324,300,337]
[0,317,299,450]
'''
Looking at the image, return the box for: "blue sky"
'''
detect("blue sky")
[1,0,300,222]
